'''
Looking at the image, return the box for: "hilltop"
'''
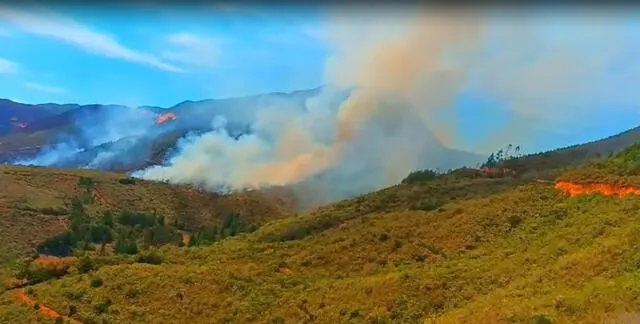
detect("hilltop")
[1,134,640,323]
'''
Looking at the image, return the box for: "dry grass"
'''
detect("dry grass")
[0,165,294,258]
[3,144,640,323]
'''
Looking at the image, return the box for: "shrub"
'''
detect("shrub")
[530,315,553,324]
[78,176,95,189]
[38,207,68,216]
[402,169,438,184]
[93,297,112,314]
[68,305,78,316]
[410,199,443,212]
[508,215,524,228]
[101,211,115,227]
[114,236,138,255]
[125,288,140,300]
[78,256,95,273]
[118,177,136,185]
[37,231,78,257]
[136,250,164,265]
[90,277,104,288]
[90,224,114,244]
[118,211,157,228]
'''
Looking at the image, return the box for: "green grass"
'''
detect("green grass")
[5,179,638,323]
[3,138,640,323]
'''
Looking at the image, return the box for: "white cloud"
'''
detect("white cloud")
[24,81,67,94]
[0,5,184,73]
[0,57,18,74]
[162,33,220,69]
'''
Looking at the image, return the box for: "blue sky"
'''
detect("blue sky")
[0,4,328,107]
[1,4,640,153]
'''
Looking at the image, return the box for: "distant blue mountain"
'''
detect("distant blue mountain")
[0,86,484,175]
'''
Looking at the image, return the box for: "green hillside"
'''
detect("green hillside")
[1,141,640,323]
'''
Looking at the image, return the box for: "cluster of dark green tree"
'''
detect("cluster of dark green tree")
[37,196,182,257]
[187,212,258,247]
[481,144,521,169]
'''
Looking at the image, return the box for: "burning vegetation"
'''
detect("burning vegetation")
[555,181,640,198]
[155,113,177,125]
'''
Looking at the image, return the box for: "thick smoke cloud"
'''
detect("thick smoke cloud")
[13,6,640,207]
[14,106,161,168]
[135,7,486,200]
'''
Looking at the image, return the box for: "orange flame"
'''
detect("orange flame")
[156,112,177,125]
[555,181,640,198]
[14,291,79,322]
[182,232,191,247]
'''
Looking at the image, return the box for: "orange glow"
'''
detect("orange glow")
[156,112,177,125]
[14,291,80,322]
[182,233,191,247]
[555,181,640,198]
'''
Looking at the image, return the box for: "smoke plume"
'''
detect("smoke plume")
[12,5,640,207]
[135,7,485,200]
[14,105,163,168]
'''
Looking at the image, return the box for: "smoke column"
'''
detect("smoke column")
[132,6,640,206]
[135,7,486,198]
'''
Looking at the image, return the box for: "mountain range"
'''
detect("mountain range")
[0,88,485,175]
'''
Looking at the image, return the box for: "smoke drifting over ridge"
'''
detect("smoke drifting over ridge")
[9,5,640,206]
[14,106,165,169]
[135,8,485,196]
[135,6,640,200]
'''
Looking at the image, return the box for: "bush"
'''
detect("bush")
[93,298,112,314]
[90,224,114,244]
[114,236,138,255]
[402,169,438,184]
[38,207,68,216]
[78,176,95,189]
[101,211,115,227]
[78,256,95,273]
[90,277,103,288]
[118,177,136,185]
[37,231,78,257]
[410,199,443,212]
[136,250,164,265]
[508,215,524,229]
[118,211,157,228]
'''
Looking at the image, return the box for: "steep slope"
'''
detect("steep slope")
[0,165,295,259]
[503,125,640,177]
[3,144,640,323]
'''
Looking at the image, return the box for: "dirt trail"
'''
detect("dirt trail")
[555,181,640,198]
[13,289,81,323]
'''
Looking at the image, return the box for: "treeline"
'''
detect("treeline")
[37,176,260,257]
[400,144,524,185]
[37,198,182,256]
[481,144,522,169]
